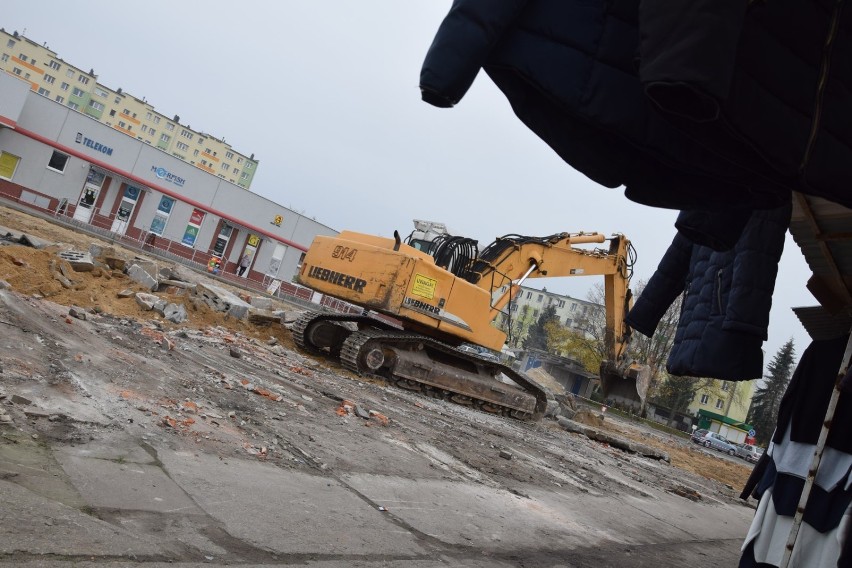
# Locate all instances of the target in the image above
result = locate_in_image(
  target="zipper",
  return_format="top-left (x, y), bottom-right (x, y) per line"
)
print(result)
top-left (716, 269), bottom-right (724, 313)
top-left (800, 0), bottom-right (844, 173)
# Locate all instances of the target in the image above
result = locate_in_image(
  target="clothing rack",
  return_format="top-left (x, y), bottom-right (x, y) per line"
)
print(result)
top-left (781, 193), bottom-right (852, 567)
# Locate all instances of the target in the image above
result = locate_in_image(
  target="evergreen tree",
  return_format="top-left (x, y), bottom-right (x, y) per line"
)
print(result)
top-left (747, 338), bottom-right (796, 446)
top-left (523, 305), bottom-right (558, 351)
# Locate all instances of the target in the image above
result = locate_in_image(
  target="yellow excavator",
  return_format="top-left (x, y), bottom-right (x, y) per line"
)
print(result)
top-left (293, 221), bottom-right (650, 421)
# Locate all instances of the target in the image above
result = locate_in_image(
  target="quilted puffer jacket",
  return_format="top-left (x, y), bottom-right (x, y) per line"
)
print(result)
top-left (625, 201), bottom-right (791, 380)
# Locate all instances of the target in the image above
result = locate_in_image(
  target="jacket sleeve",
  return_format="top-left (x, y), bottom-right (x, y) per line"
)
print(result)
top-left (626, 232), bottom-right (693, 337)
top-left (722, 200), bottom-right (792, 338)
top-left (420, 0), bottom-right (529, 108)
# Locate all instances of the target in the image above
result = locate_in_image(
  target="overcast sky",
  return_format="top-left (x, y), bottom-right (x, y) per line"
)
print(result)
top-left (5, 1), bottom-right (815, 369)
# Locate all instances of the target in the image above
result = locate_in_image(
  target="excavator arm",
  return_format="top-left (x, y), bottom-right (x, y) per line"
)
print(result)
top-left (461, 232), bottom-right (650, 404)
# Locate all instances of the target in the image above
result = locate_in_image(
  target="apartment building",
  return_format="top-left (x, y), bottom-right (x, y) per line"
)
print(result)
top-left (0, 29), bottom-right (258, 189)
top-left (495, 285), bottom-right (603, 347)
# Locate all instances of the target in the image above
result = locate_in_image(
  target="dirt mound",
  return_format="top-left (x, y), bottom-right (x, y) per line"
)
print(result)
top-left (0, 244), bottom-right (296, 349)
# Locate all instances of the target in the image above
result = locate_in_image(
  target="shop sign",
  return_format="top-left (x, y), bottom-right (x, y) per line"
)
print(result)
top-left (182, 208), bottom-right (206, 247)
top-left (151, 165), bottom-right (185, 187)
top-left (75, 132), bottom-right (114, 156)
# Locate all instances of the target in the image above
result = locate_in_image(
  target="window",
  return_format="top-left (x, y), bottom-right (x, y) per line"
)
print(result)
top-left (12, 67), bottom-right (21, 76)
top-left (54, 95), bottom-right (64, 104)
top-left (18, 54), bottom-right (27, 62)
top-left (141, 125), bottom-right (148, 133)
top-left (6, 39), bottom-right (14, 48)
top-left (60, 82), bottom-right (69, 91)
top-left (165, 123), bottom-right (175, 131)
top-left (565, 317), bottom-right (573, 326)
top-left (148, 128), bottom-right (156, 137)
top-left (236, 157), bottom-right (243, 164)
top-left (109, 109), bottom-right (116, 117)
top-left (67, 101), bottom-right (79, 110)
top-left (241, 172), bottom-right (249, 180)
top-left (44, 74), bottom-right (56, 84)
top-left (0, 54), bottom-right (7, 62)
top-left (146, 112), bottom-right (152, 120)
top-left (225, 151), bottom-right (234, 159)
top-left (700, 394), bottom-right (709, 405)
top-left (232, 169), bottom-right (239, 177)
top-left (715, 398), bottom-right (724, 409)
top-left (721, 381), bottom-right (730, 391)
top-left (153, 116), bottom-right (160, 124)
top-left (114, 97), bottom-right (120, 104)
top-left (533, 309), bottom-right (539, 318)
top-left (48, 60), bottom-right (60, 70)
top-left (193, 149), bottom-right (199, 157)
top-left (93, 87), bottom-right (108, 97)
top-left (180, 129), bottom-right (193, 139)
top-left (160, 133), bottom-right (171, 143)
top-left (149, 196), bottom-right (175, 235)
top-left (118, 121), bottom-right (126, 128)
top-left (176, 142), bottom-right (189, 151)
top-left (66, 68), bottom-right (75, 77)
top-left (0, 151), bottom-right (21, 180)
top-left (222, 164), bottom-right (229, 172)
top-left (88, 100), bottom-right (104, 112)
top-left (71, 87), bottom-right (85, 97)
top-left (47, 150), bottom-right (69, 173)
top-left (205, 148), bottom-right (212, 154)
top-left (122, 108), bottom-right (130, 115)
top-left (37, 87), bottom-right (50, 97)
top-left (246, 162), bottom-right (253, 170)
top-left (78, 74), bottom-right (90, 84)
top-left (24, 72), bottom-right (30, 80)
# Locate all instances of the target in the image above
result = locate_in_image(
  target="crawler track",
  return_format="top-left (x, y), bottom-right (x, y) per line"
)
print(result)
top-left (292, 311), bottom-right (548, 421)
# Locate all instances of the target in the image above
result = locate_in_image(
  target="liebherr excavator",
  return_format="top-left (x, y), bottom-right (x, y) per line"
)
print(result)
top-left (293, 221), bottom-right (650, 421)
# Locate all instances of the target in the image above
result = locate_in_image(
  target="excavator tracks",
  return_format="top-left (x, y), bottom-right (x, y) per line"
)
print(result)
top-left (292, 311), bottom-right (548, 421)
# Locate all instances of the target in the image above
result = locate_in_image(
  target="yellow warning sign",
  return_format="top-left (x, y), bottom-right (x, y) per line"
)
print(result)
top-left (411, 274), bottom-right (436, 300)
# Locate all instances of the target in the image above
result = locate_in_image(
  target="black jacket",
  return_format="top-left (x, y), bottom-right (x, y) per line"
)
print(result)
top-left (625, 201), bottom-right (791, 380)
top-left (420, 0), bottom-right (852, 217)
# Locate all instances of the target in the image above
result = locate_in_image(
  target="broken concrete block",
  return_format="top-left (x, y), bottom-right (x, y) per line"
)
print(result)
top-left (127, 264), bottom-right (158, 291)
top-left (10, 394), bottom-right (32, 406)
top-left (68, 306), bottom-right (87, 320)
top-left (152, 300), bottom-right (168, 316)
top-left (157, 279), bottom-right (196, 290)
top-left (57, 251), bottom-right (94, 272)
top-left (248, 308), bottom-right (279, 326)
top-left (117, 289), bottom-right (135, 298)
top-left (227, 304), bottom-right (250, 320)
top-left (164, 303), bottom-right (188, 324)
top-left (18, 233), bottom-right (48, 249)
top-left (135, 293), bottom-right (160, 311)
top-left (499, 450), bottom-right (513, 460)
top-left (276, 310), bottom-right (301, 324)
top-left (354, 405), bottom-right (370, 419)
top-left (229, 346), bottom-right (242, 358)
top-left (131, 258), bottom-right (159, 278)
top-left (249, 296), bottom-right (275, 310)
top-left (194, 283), bottom-right (252, 318)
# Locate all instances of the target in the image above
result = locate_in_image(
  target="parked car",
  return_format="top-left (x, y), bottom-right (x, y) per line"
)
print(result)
top-left (690, 428), bottom-right (709, 443)
top-left (695, 431), bottom-right (738, 455)
top-left (735, 443), bottom-right (764, 463)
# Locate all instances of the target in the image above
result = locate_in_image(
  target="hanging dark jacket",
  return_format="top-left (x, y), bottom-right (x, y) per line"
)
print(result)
top-left (625, 201), bottom-right (791, 380)
top-left (420, 0), bottom-right (852, 218)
